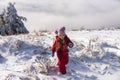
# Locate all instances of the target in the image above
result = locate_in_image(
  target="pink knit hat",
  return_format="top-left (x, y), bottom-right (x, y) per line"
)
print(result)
top-left (55, 26), bottom-right (66, 35)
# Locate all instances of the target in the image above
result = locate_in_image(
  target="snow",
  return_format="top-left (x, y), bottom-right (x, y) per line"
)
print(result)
top-left (0, 30), bottom-right (120, 80)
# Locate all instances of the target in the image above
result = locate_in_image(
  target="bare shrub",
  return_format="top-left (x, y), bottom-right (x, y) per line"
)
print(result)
top-left (34, 56), bottom-right (53, 74)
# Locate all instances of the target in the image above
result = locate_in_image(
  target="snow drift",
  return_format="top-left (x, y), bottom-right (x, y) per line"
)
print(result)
top-left (0, 30), bottom-right (120, 80)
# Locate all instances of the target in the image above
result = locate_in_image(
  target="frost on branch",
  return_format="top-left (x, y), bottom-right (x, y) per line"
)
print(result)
top-left (0, 2), bottom-right (29, 36)
top-left (34, 56), bottom-right (54, 74)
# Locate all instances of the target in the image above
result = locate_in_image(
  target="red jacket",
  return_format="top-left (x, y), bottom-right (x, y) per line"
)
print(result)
top-left (52, 35), bottom-right (74, 54)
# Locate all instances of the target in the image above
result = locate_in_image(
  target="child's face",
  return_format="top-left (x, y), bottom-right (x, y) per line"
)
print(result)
top-left (59, 34), bottom-right (65, 39)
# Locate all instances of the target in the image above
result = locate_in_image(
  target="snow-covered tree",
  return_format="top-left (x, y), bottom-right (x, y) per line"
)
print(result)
top-left (0, 2), bottom-right (29, 36)
top-left (0, 13), bottom-right (6, 35)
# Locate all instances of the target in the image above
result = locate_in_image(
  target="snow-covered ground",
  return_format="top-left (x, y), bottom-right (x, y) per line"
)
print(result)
top-left (0, 30), bottom-right (120, 80)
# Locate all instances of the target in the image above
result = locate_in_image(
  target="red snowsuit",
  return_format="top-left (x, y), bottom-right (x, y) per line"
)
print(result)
top-left (52, 35), bottom-right (74, 74)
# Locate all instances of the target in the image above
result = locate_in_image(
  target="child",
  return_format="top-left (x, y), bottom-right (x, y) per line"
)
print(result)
top-left (51, 26), bottom-right (74, 74)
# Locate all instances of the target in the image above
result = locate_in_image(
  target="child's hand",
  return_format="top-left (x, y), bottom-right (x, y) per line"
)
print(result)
top-left (52, 53), bottom-right (54, 57)
top-left (68, 42), bottom-right (73, 48)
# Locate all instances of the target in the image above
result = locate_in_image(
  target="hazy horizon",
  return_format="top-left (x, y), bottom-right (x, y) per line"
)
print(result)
top-left (0, 0), bottom-right (120, 32)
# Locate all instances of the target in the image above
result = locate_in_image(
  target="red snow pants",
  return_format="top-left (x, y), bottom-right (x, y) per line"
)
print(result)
top-left (57, 52), bottom-right (69, 74)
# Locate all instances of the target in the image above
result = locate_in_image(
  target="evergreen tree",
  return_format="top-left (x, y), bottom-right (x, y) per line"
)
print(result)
top-left (0, 2), bottom-right (29, 36)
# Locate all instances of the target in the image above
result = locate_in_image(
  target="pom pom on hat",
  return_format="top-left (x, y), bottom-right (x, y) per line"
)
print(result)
top-left (55, 30), bottom-right (58, 34)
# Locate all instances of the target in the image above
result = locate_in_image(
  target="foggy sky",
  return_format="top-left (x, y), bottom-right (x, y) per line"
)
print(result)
top-left (0, 0), bottom-right (120, 32)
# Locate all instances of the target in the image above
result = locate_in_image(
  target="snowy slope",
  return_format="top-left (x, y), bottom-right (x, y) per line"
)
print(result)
top-left (0, 30), bottom-right (120, 80)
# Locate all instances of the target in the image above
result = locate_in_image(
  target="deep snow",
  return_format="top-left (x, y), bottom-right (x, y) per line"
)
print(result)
top-left (0, 30), bottom-right (120, 80)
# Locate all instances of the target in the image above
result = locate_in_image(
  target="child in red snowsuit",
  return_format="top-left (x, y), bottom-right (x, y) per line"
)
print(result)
top-left (52, 27), bottom-right (74, 74)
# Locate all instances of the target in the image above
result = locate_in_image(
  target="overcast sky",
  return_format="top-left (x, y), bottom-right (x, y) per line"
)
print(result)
top-left (0, 0), bottom-right (120, 31)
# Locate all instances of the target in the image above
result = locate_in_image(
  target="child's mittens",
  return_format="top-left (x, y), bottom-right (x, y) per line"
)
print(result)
top-left (52, 53), bottom-right (54, 57)
top-left (68, 42), bottom-right (73, 48)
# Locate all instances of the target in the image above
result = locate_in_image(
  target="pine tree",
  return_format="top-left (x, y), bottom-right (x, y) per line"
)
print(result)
top-left (0, 2), bottom-right (29, 36)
